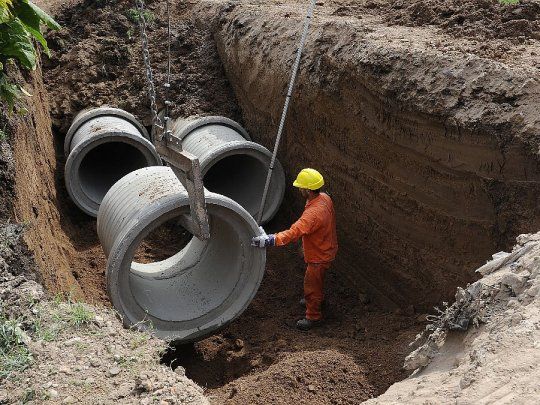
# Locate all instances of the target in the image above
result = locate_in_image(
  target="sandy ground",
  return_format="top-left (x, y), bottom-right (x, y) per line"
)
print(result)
top-left (366, 231), bottom-right (540, 404)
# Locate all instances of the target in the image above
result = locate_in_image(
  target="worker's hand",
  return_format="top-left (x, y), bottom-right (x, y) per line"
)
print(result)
top-left (251, 234), bottom-right (275, 248)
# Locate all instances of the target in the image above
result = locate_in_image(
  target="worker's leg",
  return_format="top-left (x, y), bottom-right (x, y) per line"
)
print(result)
top-left (304, 262), bottom-right (330, 321)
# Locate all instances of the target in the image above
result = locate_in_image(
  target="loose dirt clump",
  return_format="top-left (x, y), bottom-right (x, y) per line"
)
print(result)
top-left (376, 0), bottom-right (540, 42)
top-left (213, 350), bottom-right (375, 404)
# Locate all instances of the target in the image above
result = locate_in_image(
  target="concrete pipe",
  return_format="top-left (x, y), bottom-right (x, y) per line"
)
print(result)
top-left (97, 166), bottom-right (266, 342)
top-left (172, 116), bottom-right (285, 224)
top-left (64, 107), bottom-right (162, 217)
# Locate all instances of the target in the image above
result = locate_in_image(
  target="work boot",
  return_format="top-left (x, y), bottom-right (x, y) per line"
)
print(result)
top-left (296, 318), bottom-right (322, 331)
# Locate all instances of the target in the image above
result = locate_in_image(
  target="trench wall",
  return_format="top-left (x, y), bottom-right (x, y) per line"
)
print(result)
top-left (10, 63), bottom-right (107, 302)
top-left (210, 5), bottom-right (540, 309)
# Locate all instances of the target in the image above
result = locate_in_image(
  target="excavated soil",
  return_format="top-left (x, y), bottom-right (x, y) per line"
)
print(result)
top-left (209, 0), bottom-right (540, 310)
top-left (367, 0), bottom-right (540, 41)
top-left (7, 0), bottom-right (540, 403)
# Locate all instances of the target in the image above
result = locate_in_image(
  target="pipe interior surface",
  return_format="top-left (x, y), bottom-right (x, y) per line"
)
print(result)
top-left (204, 153), bottom-right (268, 216)
top-left (65, 108), bottom-right (161, 217)
top-left (129, 208), bottom-right (245, 321)
top-left (79, 141), bottom-right (149, 204)
top-left (175, 117), bottom-right (285, 224)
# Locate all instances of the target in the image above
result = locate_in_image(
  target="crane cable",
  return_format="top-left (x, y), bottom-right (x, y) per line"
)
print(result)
top-left (135, 0), bottom-right (173, 141)
top-left (256, 0), bottom-right (317, 225)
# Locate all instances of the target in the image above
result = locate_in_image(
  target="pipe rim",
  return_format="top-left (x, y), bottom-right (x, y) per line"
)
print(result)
top-left (106, 192), bottom-right (265, 343)
top-left (64, 107), bottom-right (150, 156)
top-left (65, 129), bottom-right (161, 216)
top-left (173, 116), bottom-right (251, 142)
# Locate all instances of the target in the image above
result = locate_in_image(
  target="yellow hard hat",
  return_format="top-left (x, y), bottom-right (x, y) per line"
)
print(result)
top-left (293, 168), bottom-right (324, 190)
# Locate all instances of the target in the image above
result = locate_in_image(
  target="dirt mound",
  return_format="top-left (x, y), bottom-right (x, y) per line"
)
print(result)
top-left (163, 240), bottom-right (423, 400)
top-left (211, 350), bottom-right (375, 404)
top-left (377, 0), bottom-right (540, 41)
top-left (366, 231), bottom-right (540, 404)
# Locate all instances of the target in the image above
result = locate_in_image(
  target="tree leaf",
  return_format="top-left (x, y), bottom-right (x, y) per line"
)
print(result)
top-left (0, 7), bottom-right (12, 24)
top-left (0, 72), bottom-right (21, 113)
top-left (12, 2), bottom-right (49, 55)
top-left (19, 0), bottom-right (60, 30)
top-left (0, 0), bottom-right (14, 23)
top-left (0, 19), bottom-right (36, 70)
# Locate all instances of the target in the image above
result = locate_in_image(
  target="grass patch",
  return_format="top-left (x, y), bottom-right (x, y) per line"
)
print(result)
top-left (126, 8), bottom-right (155, 24)
top-left (66, 302), bottom-right (95, 328)
top-left (33, 317), bottom-right (58, 342)
top-left (499, 0), bottom-right (519, 4)
top-left (0, 318), bottom-right (33, 380)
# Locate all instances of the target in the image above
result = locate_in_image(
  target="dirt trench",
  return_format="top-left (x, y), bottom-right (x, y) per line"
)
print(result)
top-left (7, 0), bottom-right (540, 403)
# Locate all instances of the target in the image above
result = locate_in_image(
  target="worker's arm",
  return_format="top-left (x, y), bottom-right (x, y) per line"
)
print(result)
top-left (251, 208), bottom-right (317, 248)
top-left (274, 211), bottom-right (316, 246)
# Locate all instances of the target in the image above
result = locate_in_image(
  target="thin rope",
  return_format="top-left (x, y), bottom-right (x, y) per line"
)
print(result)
top-left (256, 0), bottom-right (317, 224)
top-left (163, 0), bottom-right (172, 137)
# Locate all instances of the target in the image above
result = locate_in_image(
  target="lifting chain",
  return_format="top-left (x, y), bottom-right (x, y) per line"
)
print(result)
top-left (135, 0), bottom-right (172, 141)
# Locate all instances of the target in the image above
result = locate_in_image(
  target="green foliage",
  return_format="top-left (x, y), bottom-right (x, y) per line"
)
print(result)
top-left (0, 317), bottom-right (33, 379)
top-left (66, 302), bottom-right (95, 328)
top-left (33, 316), bottom-right (58, 342)
top-left (126, 7), bottom-right (154, 25)
top-left (21, 388), bottom-right (36, 403)
top-left (0, 0), bottom-right (59, 113)
top-left (499, 0), bottom-right (519, 4)
top-left (0, 64), bottom-right (21, 112)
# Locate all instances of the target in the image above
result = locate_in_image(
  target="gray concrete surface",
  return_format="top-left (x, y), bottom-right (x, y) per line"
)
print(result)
top-left (64, 107), bottom-right (162, 216)
top-left (97, 166), bottom-right (266, 342)
top-left (173, 116), bottom-right (285, 224)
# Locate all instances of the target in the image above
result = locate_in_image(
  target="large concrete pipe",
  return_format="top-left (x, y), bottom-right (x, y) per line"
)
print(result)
top-left (64, 107), bottom-right (162, 216)
top-left (172, 116), bottom-right (285, 224)
top-left (97, 166), bottom-right (266, 342)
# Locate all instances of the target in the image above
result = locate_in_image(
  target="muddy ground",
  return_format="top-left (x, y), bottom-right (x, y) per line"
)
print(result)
top-left (3, 0), bottom-right (540, 403)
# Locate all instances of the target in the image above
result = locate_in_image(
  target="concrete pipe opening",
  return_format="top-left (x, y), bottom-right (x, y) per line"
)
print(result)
top-left (173, 116), bottom-right (285, 224)
top-left (64, 107), bottom-right (162, 217)
top-left (97, 166), bottom-right (266, 343)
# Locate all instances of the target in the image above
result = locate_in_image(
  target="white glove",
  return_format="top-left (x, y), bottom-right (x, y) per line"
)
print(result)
top-left (251, 227), bottom-right (275, 248)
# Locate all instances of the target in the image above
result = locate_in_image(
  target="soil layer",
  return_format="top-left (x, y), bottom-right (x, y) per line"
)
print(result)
top-left (209, 0), bottom-right (540, 309)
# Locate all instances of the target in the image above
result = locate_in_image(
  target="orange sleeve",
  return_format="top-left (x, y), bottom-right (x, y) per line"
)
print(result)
top-left (274, 209), bottom-right (317, 246)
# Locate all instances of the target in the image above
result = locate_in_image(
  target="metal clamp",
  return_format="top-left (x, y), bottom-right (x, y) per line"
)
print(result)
top-left (154, 131), bottom-right (210, 240)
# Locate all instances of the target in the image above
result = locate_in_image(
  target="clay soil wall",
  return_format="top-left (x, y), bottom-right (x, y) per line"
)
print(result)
top-left (210, 4), bottom-right (540, 309)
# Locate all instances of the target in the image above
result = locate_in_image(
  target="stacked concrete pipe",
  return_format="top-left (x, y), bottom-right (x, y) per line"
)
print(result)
top-left (172, 116), bottom-right (285, 224)
top-left (97, 166), bottom-right (266, 342)
top-left (64, 107), bottom-right (161, 216)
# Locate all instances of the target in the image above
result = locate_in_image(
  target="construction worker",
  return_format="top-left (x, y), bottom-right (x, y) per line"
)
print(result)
top-left (252, 168), bottom-right (338, 330)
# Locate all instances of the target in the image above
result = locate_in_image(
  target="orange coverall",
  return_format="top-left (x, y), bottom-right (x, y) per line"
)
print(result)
top-left (275, 193), bottom-right (338, 320)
